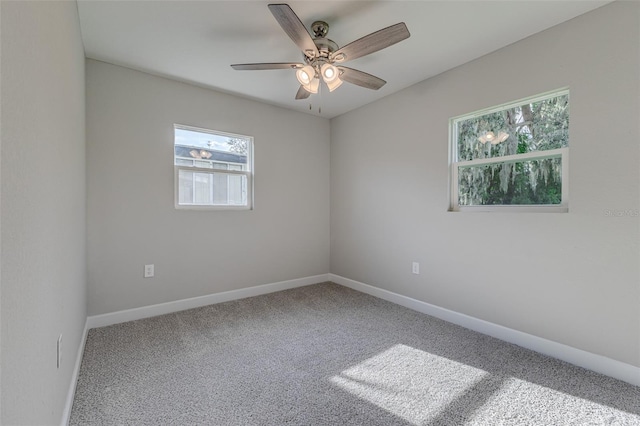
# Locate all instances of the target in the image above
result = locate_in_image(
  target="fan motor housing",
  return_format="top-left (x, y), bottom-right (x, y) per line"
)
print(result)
top-left (303, 37), bottom-right (338, 66)
top-left (314, 38), bottom-right (338, 56)
top-left (304, 20), bottom-right (338, 63)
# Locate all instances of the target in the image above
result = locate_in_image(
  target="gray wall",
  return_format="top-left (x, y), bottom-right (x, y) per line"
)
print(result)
top-left (86, 60), bottom-right (330, 315)
top-left (1, 1), bottom-right (87, 424)
top-left (330, 1), bottom-right (639, 367)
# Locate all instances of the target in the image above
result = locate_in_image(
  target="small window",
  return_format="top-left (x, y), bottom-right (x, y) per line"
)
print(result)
top-left (174, 125), bottom-right (253, 209)
top-left (450, 89), bottom-right (569, 212)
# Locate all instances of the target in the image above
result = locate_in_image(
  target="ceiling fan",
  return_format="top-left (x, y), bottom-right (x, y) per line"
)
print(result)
top-left (231, 3), bottom-right (410, 99)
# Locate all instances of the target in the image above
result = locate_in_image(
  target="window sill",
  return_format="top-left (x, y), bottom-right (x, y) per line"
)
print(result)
top-left (175, 204), bottom-right (252, 211)
top-left (449, 205), bottom-right (568, 213)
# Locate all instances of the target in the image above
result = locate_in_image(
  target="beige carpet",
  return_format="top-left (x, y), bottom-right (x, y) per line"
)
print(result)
top-left (70, 282), bottom-right (640, 425)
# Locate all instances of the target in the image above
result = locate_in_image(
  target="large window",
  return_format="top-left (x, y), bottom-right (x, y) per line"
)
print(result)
top-left (450, 89), bottom-right (569, 212)
top-left (174, 125), bottom-right (253, 209)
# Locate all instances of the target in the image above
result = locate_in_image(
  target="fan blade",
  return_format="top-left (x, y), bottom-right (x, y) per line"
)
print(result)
top-left (338, 67), bottom-right (386, 90)
top-left (295, 85), bottom-right (311, 100)
top-left (268, 4), bottom-right (319, 58)
top-left (231, 63), bottom-right (303, 71)
top-left (331, 23), bottom-right (410, 63)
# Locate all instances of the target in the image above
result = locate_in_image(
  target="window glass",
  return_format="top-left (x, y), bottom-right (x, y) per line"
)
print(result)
top-left (457, 94), bottom-right (569, 162)
top-left (174, 125), bottom-right (252, 209)
top-left (451, 90), bottom-right (569, 211)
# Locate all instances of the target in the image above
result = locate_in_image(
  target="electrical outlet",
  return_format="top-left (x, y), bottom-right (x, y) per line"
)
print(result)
top-left (57, 334), bottom-right (62, 369)
top-left (412, 262), bottom-right (420, 275)
top-left (144, 264), bottom-right (154, 278)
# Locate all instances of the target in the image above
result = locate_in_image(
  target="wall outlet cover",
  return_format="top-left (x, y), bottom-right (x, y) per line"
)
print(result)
top-left (144, 264), bottom-right (154, 278)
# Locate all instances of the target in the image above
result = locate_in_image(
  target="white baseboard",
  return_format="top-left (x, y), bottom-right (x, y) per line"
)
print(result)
top-left (329, 273), bottom-right (640, 387)
top-left (86, 274), bottom-right (330, 329)
top-left (61, 318), bottom-right (90, 426)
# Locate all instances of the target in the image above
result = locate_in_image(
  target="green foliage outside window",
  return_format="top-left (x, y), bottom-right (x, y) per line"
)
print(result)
top-left (455, 92), bottom-right (569, 206)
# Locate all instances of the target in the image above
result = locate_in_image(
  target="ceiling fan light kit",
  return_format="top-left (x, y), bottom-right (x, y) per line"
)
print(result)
top-left (306, 77), bottom-right (320, 94)
top-left (321, 62), bottom-right (343, 92)
top-left (321, 63), bottom-right (337, 81)
top-left (231, 3), bottom-right (410, 100)
top-left (296, 65), bottom-right (315, 85)
top-left (325, 75), bottom-right (343, 92)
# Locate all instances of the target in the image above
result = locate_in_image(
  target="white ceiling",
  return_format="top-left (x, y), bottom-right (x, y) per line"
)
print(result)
top-left (77, 1), bottom-right (610, 119)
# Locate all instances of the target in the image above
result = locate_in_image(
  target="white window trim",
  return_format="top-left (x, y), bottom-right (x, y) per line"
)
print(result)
top-left (174, 124), bottom-right (254, 210)
top-left (449, 89), bottom-right (569, 213)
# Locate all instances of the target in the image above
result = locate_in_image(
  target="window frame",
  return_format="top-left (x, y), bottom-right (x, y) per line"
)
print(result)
top-left (448, 89), bottom-right (569, 213)
top-left (174, 124), bottom-right (254, 211)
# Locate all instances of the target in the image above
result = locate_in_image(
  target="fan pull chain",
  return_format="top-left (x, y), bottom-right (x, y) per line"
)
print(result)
top-left (318, 81), bottom-right (323, 115)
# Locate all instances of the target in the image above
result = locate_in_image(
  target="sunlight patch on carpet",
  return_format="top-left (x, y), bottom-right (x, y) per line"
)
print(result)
top-left (471, 376), bottom-right (640, 425)
top-left (330, 344), bottom-right (489, 425)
